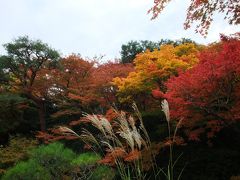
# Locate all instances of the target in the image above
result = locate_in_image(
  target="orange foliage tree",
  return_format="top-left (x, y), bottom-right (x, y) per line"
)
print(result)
top-left (51, 55), bottom-right (133, 119)
top-left (36, 59), bottom-right (133, 143)
top-left (90, 62), bottom-right (134, 107)
top-left (50, 54), bottom-right (95, 119)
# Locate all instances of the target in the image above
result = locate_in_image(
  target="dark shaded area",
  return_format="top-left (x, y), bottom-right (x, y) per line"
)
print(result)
top-left (124, 111), bottom-right (240, 180)
top-left (0, 93), bottom-right (38, 144)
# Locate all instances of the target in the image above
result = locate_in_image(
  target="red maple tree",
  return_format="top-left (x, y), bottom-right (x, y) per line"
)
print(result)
top-left (164, 34), bottom-right (240, 140)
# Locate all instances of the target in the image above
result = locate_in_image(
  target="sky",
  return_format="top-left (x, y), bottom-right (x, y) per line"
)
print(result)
top-left (0, 0), bottom-right (239, 61)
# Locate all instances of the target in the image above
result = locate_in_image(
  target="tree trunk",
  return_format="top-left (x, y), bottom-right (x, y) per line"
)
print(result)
top-left (38, 101), bottom-right (46, 132)
top-left (24, 91), bottom-right (46, 132)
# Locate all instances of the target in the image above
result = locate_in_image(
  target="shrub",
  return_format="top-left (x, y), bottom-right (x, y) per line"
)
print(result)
top-left (90, 165), bottom-right (115, 180)
top-left (2, 160), bottom-right (51, 180)
top-left (2, 142), bottom-right (112, 179)
top-left (0, 136), bottom-right (37, 176)
top-left (70, 152), bottom-right (115, 180)
top-left (71, 152), bottom-right (101, 166)
top-left (30, 142), bottom-right (76, 178)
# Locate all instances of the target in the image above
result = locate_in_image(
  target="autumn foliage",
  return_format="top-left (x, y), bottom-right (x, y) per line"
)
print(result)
top-left (149, 0), bottom-right (240, 36)
top-left (164, 35), bottom-right (240, 140)
top-left (90, 62), bottom-right (134, 107)
top-left (36, 34), bottom-right (240, 145)
top-left (2, 34), bottom-right (240, 179)
top-left (59, 56), bottom-right (133, 106)
top-left (113, 43), bottom-right (201, 107)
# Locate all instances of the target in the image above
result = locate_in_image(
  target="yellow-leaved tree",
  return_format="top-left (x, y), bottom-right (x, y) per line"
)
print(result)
top-left (113, 43), bottom-right (202, 109)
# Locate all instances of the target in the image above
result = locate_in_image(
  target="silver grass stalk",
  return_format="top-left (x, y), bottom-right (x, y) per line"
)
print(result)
top-left (101, 141), bottom-right (114, 151)
top-left (83, 113), bottom-right (105, 135)
top-left (132, 103), bottom-right (151, 148)
top-left (118, 128), bottom-right (135, 151)
top-left (80, 128), bottom-right (99, 146)
top-left (100, 117), bottom-right (113, 135)
top-left (161, 99), bottom-right (170, 122)
top-left (58, 126), bottom-right (80, 137)
top-left (132, 129), bottom-right (143, 149)
top-left (128, 116), bottom-right (136, 131)
top-left (118, 111), bottom-right (130, 130)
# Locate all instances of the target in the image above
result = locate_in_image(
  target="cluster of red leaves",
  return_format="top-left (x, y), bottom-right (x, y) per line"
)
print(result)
top-left (164, 136), bottom-right (186, 146)
top-left (51, 109), bottom-right (82, 119)
top-left (99, 148), bottom-right (141, 166)
top-left (98, 136), bottom-right (164, 169)
top-left (105, 108), bottom-right (119, 122)
top-left (89, 62), bottom-right (134, 107)
top-left (36, 127), bottom-right (79, 144)
top-left (152, 88), bottom-right (165, 99)
top-left (124, 149), bottom-right (141, 162)
top-left (164, 35), bottom-right (240, 140)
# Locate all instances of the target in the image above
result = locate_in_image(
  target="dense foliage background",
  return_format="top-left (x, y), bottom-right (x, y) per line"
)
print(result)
top-left (1, 0), bottom-right (239, 179)
top-left (0, 33), bottom-right (240, 180)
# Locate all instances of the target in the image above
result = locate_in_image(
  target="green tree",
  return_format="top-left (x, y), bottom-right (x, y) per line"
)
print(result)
top-left (0, 58), bottom-right (9, 91)
top-left (0, 36), bottom-right (60, 131)
top-left (0, 93), bottom-right (38, 136)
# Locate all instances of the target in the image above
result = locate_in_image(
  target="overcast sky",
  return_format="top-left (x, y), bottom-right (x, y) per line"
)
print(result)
top-left (0, 0), bottom-right (239, 61)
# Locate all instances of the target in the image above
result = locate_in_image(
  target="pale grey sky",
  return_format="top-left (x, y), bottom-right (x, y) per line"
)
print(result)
top-left (0, 0), bottom-right (239, 61)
